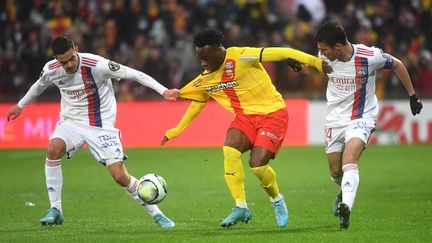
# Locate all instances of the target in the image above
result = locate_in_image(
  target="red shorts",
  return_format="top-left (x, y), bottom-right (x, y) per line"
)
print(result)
top-left (229, 108), bottom-right (288, 154)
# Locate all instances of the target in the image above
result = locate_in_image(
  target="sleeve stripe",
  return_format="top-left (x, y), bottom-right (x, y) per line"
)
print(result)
top-left (259, 48), bottom-right (265, 62)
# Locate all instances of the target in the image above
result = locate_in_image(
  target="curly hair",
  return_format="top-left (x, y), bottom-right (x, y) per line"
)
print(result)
top-left (193, 28), bottom-right (224, 48)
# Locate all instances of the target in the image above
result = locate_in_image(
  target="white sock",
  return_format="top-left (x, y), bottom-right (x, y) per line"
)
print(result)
top-left (236, 202), bottom-right (248, 209)
top-left (124, 176), bottom-right (141, 202)
top-left (45, 158), bottom-right (63, 212)
top-left (341, 163), bottom-right (359, 210)
top-left (124, 176), bottom-right (162, 217)
top-left (270, 193), bottom-right (283, 203)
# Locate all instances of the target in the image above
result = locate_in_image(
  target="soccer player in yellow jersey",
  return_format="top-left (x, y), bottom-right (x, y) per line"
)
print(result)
top-left (161, 28), bottom-right (332, 228)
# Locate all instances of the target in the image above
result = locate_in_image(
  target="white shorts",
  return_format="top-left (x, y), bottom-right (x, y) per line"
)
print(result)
top-left (325, 118), bottom-right (376, 153)
top-left (50, 120), bottom-right (125, 166)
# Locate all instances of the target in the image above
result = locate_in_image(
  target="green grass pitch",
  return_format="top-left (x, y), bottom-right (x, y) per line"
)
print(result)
top-left (1, 145), bottom-right (431, 242)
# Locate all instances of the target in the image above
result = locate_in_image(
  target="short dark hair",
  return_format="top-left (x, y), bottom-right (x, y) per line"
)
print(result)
top-left (315, 20), bottom-right (348, 47)
top-left (51, 35), bottom-right (75, 56)
top-left (193, 28), bottom-right (224, 48)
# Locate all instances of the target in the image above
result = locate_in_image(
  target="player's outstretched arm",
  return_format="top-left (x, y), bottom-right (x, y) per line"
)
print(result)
top-left (392, 57), bottom-right (423, 115)
top-left (261, 47), bottom-right (332, 73)
top-left (161, 100), bottom-right (207, 145)
top-left (7, 77), bottom-right (49, 121)
top-left (6, 104), bottom-right (23, 122)
top-left (115, 64), bottom-right (170, 96)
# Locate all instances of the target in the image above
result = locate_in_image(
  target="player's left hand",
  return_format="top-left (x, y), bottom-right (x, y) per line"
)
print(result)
top-left (160, 136), bottom-right (169, 145)
top-left (284, 58), bottom-right (302, 72)
top-left (163, 89), bottom-right (179, 101)
top-left (322, 60), bottom-right (333, 73)
top-left (409, 94), bottom-right (422, 115)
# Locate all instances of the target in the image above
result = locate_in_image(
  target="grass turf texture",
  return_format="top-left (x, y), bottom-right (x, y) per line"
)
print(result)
top-left (1, 145), bottom-right (431, 242)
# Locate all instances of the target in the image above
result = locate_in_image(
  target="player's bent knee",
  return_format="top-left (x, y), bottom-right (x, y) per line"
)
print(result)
top-left (46, 140), bottom-right (66, 160)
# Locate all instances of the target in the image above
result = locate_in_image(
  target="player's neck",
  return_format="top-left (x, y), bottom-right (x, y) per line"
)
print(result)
top-left (340, 43), bottom-right (354, 62)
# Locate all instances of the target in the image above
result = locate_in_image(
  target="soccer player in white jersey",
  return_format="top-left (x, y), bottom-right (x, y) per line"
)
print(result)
top-left (315, 21), bottom-right (423, 229)
top-left (6, 36), bottom-right (179, 228)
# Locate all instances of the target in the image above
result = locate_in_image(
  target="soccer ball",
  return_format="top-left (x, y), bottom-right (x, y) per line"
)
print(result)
top-left (137, 173), bottom-right (167, 204)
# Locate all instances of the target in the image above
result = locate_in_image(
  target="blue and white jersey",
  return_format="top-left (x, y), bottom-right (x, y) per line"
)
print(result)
top-left (319, 44), bottom-right (393, 127)
top-left (18, 52), bottom-right (167, 128)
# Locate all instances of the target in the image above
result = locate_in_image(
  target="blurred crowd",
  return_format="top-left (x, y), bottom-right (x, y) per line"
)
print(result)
top-left (1, 0), bottom-right (431, 102)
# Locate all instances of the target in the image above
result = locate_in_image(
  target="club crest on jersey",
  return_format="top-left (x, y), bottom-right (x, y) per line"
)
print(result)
top-left (108, 61), bottom-right (120, 72)
top-left (225, 61), bottom-right (234, 69)
top-left (356, 66), bottom-right (368, 77)
top-left (83, 78), bottom-right (95, 85)
top-left (222, 59), bottom-right (236, 82)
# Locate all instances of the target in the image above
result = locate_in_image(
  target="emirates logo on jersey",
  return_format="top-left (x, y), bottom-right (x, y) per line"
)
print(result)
top-left (63, 87), bottom-right (96, 100)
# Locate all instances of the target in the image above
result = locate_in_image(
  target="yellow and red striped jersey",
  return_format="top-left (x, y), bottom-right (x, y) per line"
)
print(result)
top-left (179, 46), bottom-right (323, 115)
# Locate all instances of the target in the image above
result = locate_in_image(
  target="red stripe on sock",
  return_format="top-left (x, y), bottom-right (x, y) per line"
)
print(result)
top-left (342, 163), bottom-right (358, 172)
top-left (45, 162), bottom-right (61, 167)
top-left (45, 159), bottom-right (61, 167)
top-left (127, 180), bottom-right (138, 193)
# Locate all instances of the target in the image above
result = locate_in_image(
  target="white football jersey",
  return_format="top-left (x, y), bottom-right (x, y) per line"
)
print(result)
top-left (319, 44), bottom-right (394, 127)
top-left (19, 52), bottom-right (166, 128)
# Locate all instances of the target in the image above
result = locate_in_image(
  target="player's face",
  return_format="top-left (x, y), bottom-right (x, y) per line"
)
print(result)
top-left (196, 45), bottom-right (225, 72)
top-left (317, 42), bottom-right (341, 61)
top-left (56, 47), bottom-right (79, 74)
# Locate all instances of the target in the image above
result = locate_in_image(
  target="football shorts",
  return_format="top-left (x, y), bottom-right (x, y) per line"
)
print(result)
top-left (325, 117), bottom-right (376, 153)
top-left (229, 108), bottom-right (288, 154)
top-left (49, 120), bottom-right (125, 165)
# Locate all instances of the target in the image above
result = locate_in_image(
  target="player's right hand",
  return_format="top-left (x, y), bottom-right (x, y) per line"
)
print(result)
top-left (6, 104), bottom-right (22, 122)
top-left (160, 135), bottom-right (169, 145)
top-left (163, 89), bottom-right (179, 101)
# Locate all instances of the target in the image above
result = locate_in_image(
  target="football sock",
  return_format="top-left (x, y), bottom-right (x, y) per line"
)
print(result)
top-left (270, 193), bottom-right (283, 203)
top-left (123, 176), bottom-right (162, 216)
top-left (124, 176), bottom-right (141, 201)
top-left (143, 204), bottom-right (162, 217)
top-left (251, 165), bottom-right (280, 200)
top-left (45, 158), bottom-right (63, 212)
top-left (341, 163), bottom-right (359, 210)
top-left (223, 146), bottom-right (247, 208)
